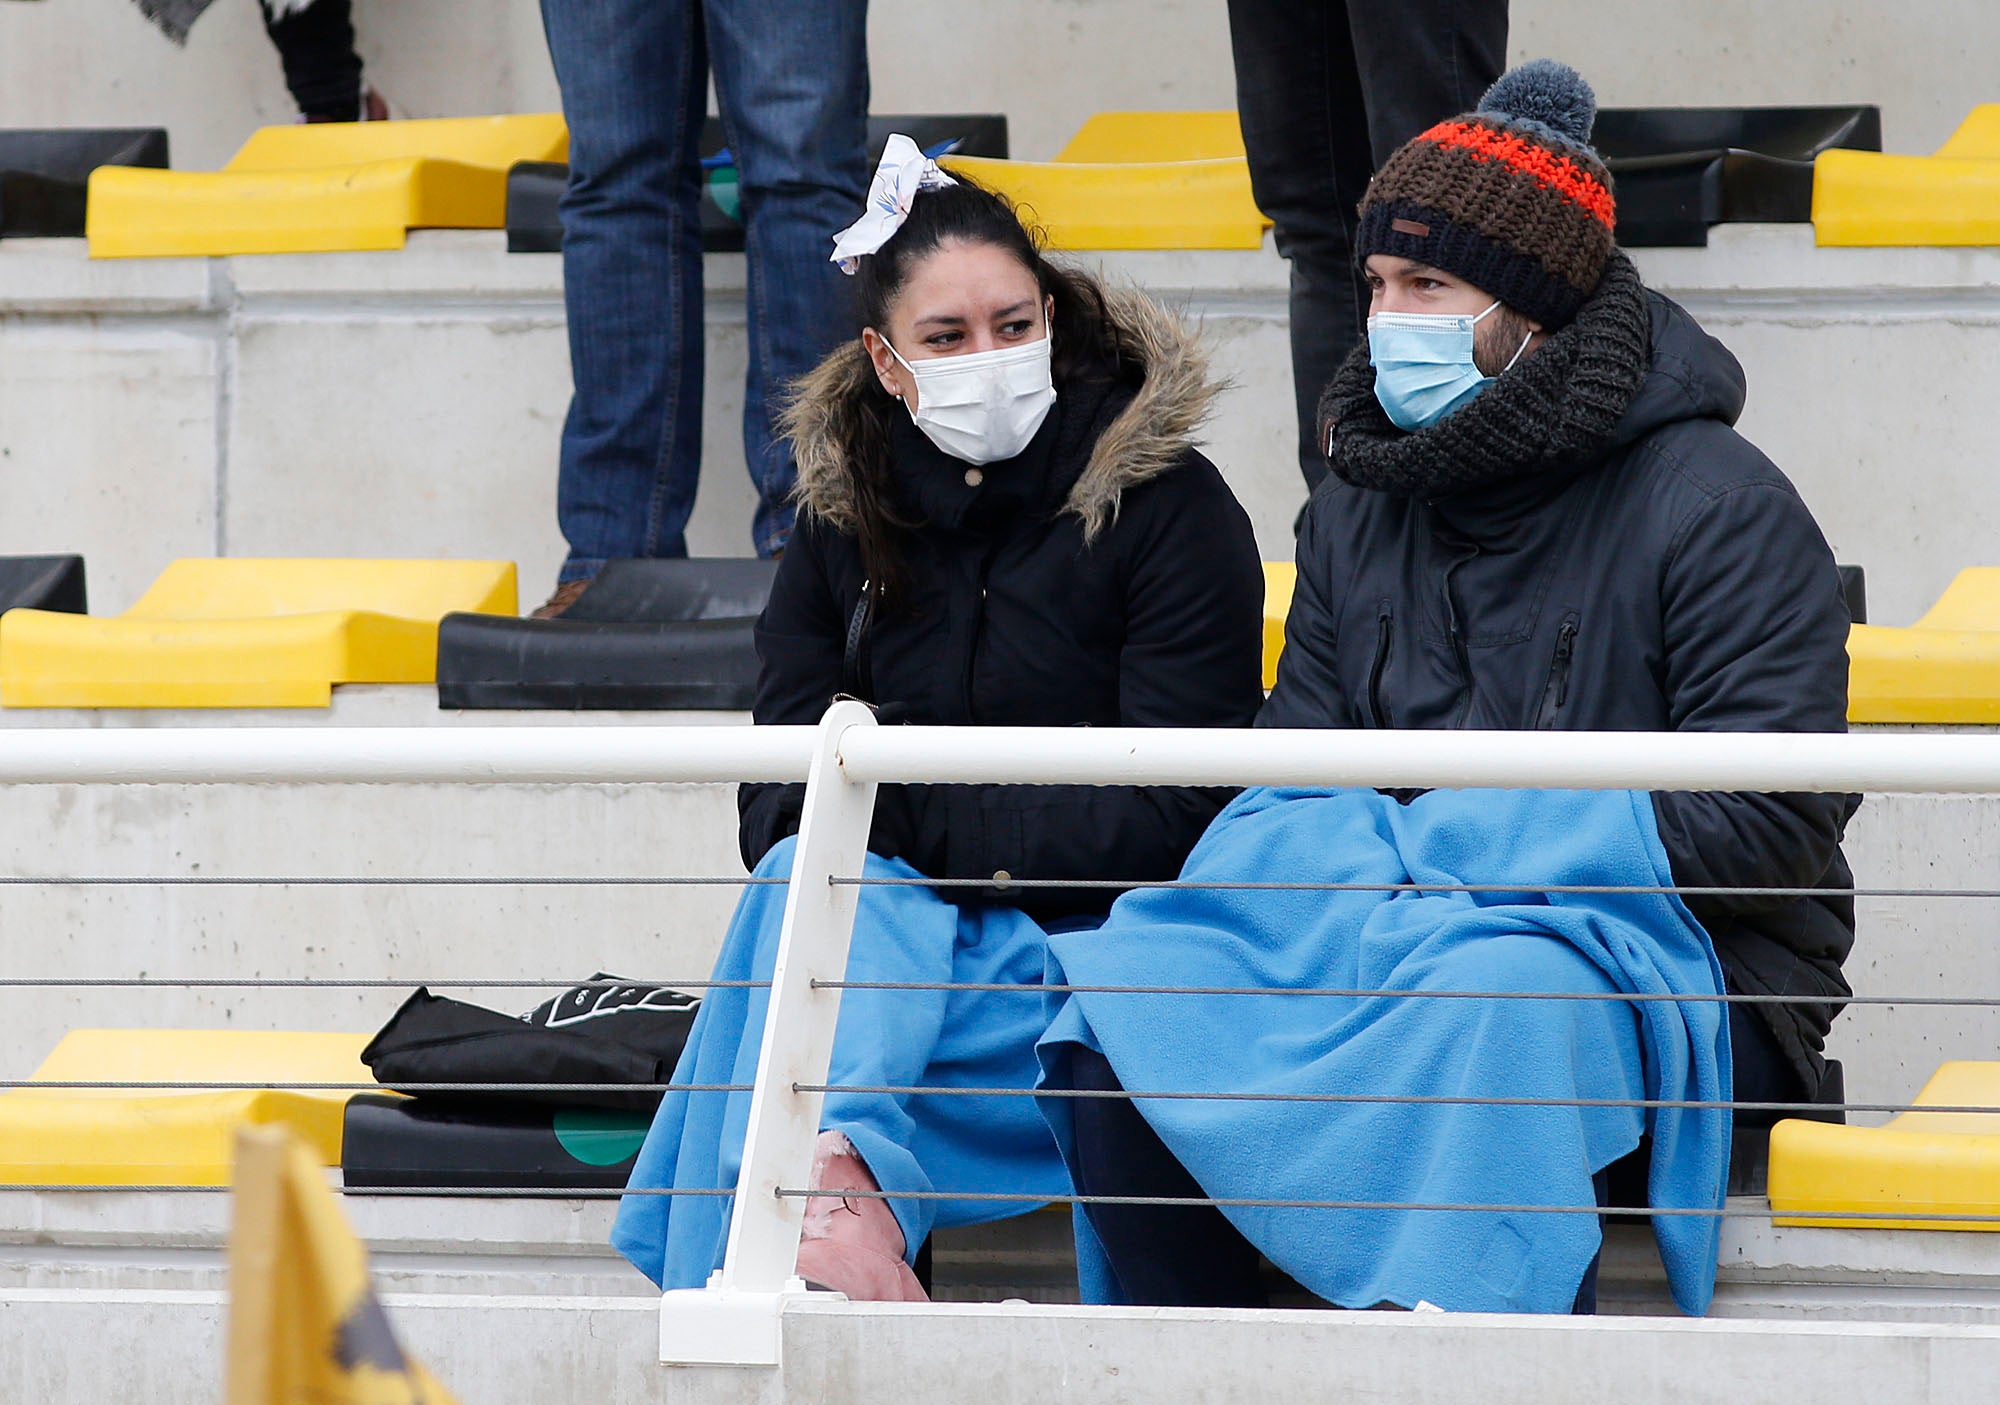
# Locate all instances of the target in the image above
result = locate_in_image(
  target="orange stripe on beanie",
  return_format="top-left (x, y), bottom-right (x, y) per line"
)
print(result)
top-left (1423, 120), bottom-right (1616, 228)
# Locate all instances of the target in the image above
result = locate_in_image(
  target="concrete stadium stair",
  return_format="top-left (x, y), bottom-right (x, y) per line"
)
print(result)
top-left (3, 227), bottom-right (1998, 627)
top-left (0, 691), bottom-right (1994, 1128)
top-left (6, 1185), bottom-right (2000, 1405)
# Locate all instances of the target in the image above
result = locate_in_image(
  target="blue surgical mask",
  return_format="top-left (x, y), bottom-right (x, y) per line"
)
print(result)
top-left (1366, 301), bottom-right (1531, 432)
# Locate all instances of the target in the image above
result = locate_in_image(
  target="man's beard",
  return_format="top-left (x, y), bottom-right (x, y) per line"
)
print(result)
top-left (1472, 304), bottom-right (1535, 377)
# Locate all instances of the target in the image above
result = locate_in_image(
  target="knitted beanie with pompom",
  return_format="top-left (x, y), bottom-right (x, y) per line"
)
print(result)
top-left (1355, 59), bottom-right (1616, 329)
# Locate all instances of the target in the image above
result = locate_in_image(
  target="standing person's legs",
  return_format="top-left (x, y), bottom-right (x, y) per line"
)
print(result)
top-left (704, 0), bottom-right (869, 556)
top-left (1229, 1), bottom-right (1508, 500)
top-left (1227, 0), bottom-right (1377, 498)
top-left (541, 0), bottom-right (707, 582)
top-left (260, 0), bottom-right (364, 122)
top-left (1345, 0), bottom-right (1509, 167)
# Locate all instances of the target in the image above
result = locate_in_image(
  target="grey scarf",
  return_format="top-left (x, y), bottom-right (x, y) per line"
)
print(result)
top-left (1320, 249), bottom-right (1652, 500)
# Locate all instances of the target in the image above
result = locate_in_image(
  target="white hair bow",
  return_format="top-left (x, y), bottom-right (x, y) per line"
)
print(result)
top-left (829, 133), bottom-right (959, 275)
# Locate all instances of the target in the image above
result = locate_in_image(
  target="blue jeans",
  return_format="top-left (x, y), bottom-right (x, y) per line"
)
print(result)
top-left (540, 0), bottom-right (869, 572)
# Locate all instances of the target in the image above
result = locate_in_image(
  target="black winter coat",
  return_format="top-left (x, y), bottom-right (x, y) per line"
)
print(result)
top-left (1262, 290), bottom-right (1856, 1090)
top-left (740, 289), bottom-right (1267, 921)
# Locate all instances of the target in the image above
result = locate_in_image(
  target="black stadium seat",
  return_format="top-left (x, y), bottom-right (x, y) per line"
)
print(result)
top-left (507, 114), bottom-right (1010, 254)
top-left (0, 129), bottom-right (168, 239)
top-left (434, 557), bottom-right (777, 711)
top-left (341, 1093), bottom-right (646, 1191)
top-left (1595, 106), bottom-right (1881, 246)
top-left (0, 554), bottom-right (87, 615)
top-left (1839, 565), bottom-right (1867, 625)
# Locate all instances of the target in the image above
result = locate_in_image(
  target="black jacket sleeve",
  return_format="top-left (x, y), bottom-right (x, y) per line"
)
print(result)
top-left (1649, 479), bottom-right (1856, 926)
top-left (927, 459), bottom-right (1268, 915)
top-left (1256, 491), bottom-right (1358, 730)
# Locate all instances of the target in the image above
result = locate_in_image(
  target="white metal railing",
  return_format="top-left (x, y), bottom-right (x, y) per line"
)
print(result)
top-left (8, 704), bottom-right (2000, 1364)
top-left (8, 717), bottom-right (2000, 790)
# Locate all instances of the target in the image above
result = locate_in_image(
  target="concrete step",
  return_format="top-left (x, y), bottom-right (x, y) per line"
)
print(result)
top-left (7, 1266), bottom-right (2000, 1405)
top-left (6, 228), bottom-right (2000, 626)
top-left (0, 689), bottom-right (1994, 1118)
top-left (5, 1185), bottom-right (1996, 1320)
top-left (0, 690), bottom-right (752, 1078)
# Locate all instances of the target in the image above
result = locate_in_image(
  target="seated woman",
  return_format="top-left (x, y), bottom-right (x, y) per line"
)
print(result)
top-left (611, 138), bottom-right (1266, 1300)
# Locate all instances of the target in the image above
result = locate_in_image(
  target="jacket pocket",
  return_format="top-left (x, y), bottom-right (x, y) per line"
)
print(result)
top-left (1535, 612), bottom-right (1580, 729)
top-left (1366, 601), bottom-right (1395, 730)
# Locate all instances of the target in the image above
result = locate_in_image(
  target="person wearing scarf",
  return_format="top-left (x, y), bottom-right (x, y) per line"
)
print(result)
top-left (1064, 59), bottom-right (1857, 1312)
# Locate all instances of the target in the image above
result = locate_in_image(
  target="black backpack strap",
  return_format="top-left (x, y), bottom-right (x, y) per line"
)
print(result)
top-left (841, 580), bottom-right (875, 702)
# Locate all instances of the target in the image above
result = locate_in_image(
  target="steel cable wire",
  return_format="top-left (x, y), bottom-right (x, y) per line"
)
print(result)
top-left (0, 977), bottom-right (1989, 1007)
top-left (4, 872), bottom-right (2000, 899)
top-left (11, 1181), bottom-right (1997, 1225)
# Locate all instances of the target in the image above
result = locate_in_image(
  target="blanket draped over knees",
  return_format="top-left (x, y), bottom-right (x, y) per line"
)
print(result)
top-left (612, 836), bottom-right (1072, 1289)
top-left (1037, 786), bottom-right (1731, 1316)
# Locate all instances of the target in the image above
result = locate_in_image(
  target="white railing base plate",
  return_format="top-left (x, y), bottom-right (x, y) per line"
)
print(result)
top-left (660, 1276), bottom-right (842, 1367)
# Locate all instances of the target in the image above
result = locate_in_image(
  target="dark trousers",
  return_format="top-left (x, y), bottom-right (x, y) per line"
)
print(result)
top-left (1068, 1003), bottom-right (1806, 1311)
top-left (1226, 0), bottom-right (1509, 494)
top-left (261, 0), bottom-right (363, 122)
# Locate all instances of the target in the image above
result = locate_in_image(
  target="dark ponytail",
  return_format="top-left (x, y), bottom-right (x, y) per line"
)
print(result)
top-left (843, 175), bottom-right (1130, 606)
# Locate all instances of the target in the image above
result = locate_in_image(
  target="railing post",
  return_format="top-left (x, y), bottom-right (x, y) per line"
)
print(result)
top-left (660, 700), bottom-right (879, 1368)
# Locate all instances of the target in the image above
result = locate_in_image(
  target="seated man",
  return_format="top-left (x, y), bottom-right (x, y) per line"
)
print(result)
top-left (1051, 59), bottom-right (1855, 1314)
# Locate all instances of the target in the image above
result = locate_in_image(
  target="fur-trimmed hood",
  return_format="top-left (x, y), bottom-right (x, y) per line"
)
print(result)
top-left (781, 283), bottom-right (1221, 542)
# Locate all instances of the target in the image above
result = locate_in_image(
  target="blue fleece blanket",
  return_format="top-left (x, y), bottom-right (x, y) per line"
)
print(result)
top-left (1038, 786), bottom-right (1730, 1316)
top-left (612, 838), bottom-right (1071, 1289)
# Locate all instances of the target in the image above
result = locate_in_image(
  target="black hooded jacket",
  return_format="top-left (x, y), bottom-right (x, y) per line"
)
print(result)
top-left (740, 287), bottom-right (1267, 921)
top-left (1262, 285), bottom-right (1856, 1090)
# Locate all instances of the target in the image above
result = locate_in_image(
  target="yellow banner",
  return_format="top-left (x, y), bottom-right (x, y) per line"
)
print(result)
top-left (226, 1124), bottom-right (459, 1405)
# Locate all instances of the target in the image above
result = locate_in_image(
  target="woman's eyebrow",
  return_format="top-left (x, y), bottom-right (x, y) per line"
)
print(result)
top-left (912, 312), bottom-right (968, 329)
top-left (990, 300), bottom-right (1034, 319)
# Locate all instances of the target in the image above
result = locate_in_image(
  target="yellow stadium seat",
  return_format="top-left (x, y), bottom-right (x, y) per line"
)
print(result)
top-left (943, 153), bottom-right (1266, 251)
top-left (1814, 105), bottom-right (2000, 246)
top-left (1768, 1061), bottom-right (2000, 1231)
top-left (1262, 560), bottom-right (1295, 690)
top-left (221, 114), bottom-right (570, 174)
top-left (0, 557), bottom-right (517, 707)
top-left (1054, 111), bottom-right (1248, 164)
top-left (1847, 568), bottom-right (2000, 723)
top-left (86, 113), bottom-right (567, 258)
top-left (946, 111), bottom-right (1268, 251)
top-left (0, 1029), bottom-right (377, 1186)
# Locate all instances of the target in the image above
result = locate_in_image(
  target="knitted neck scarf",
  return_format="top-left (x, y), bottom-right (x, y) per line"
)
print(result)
top-left (1322, 249), bottom-right (1652, 500)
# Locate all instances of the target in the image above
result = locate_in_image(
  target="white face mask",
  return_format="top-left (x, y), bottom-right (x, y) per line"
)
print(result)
top-left (888, 333), bottom-right (1058, 466)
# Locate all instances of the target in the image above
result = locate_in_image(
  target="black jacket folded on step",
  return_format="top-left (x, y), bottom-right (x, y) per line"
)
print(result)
top-left (361, 977), bottom-right (699, 1112)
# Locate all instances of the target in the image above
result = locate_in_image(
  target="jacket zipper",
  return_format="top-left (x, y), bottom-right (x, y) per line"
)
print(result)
top-left (963, 544), bottom-right (1003, 722)
top-left (1535, 614), bottom-right (1580, 729)
top-left (1441, 551), bottom-right (1479, 727)
top-left (1366, 602), bottom-right (1394, 729)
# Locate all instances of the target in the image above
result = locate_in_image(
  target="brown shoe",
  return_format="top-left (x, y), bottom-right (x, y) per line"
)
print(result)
top-left (531, 579), bottom-right (590, 619)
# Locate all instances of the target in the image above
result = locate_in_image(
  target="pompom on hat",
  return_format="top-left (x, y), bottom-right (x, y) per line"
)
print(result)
top-left (1355, 59), bottom-right (1616, 329)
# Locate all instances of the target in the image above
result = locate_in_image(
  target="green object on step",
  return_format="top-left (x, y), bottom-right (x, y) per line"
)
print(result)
top-left (553, 1106), bottom-right (651, 1166)
top-left (707, 165), bottom-right (741, 222)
